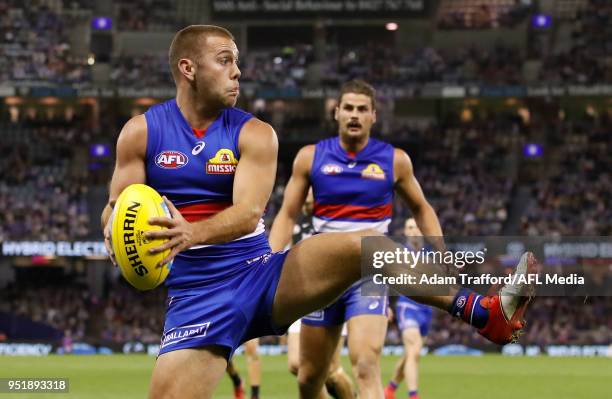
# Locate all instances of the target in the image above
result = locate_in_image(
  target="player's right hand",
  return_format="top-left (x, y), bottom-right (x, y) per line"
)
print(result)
top-left (103, 219), bottom-right (118, 267)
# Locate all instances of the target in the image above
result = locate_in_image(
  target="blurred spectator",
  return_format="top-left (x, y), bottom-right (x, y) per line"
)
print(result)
top-left (0, 0), bottom-right (91, 85)
top-left (539, 0), bottom-right (612, 84)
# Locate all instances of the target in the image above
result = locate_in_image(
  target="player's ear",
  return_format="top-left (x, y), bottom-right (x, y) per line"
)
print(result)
top-left (178, 58), bottom-right (196, 81)
top-left (372, 109), bottom-right (377, 124)
top-left (334, 106), bottom-right (339, 121)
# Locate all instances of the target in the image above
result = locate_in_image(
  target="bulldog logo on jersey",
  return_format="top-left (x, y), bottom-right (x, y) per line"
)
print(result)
top-left (361, 163), bottom-right (386, 180)
top-left (206, 149), bottom-right (238, 174)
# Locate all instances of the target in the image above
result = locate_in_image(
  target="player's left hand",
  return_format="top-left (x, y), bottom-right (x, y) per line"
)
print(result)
top-left (145, 196), bottom-right (196, 267)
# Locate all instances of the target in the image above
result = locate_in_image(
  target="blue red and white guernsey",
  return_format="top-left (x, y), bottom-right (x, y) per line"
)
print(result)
top-left (310, 136), bottom-right (394, 234)
top-left (145, 99), bottom-right (271, 288)
top-left (302, 136), bottom-right (393, 327)
top-left (144, 99), bottom-right (287, 357)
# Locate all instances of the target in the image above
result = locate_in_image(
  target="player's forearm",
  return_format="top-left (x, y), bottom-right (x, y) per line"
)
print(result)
top-left (268, 212), bottom-right (296, 252)
top-left (191, 202), bottom-right (263, 245)
top-left (413, 203), bottom-right (445, 249)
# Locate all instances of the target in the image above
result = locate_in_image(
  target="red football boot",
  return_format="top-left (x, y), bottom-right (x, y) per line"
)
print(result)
top-left (478, 252), bottom-right (538, 345)
top-left (384, 385), bottom-right (396, 399)
top-left (234, 382), bottom-right (245, 399)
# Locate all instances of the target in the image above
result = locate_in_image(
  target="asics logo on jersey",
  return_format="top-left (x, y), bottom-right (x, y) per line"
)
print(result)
top-left (192, 141), bottom-right (206, 155)
top-left (368, 300), bottom-right (380, 310)
top-left (348, 161), bottom-right (357, 168)
top-left (206, 149), bottom-right (238, 174)
top-left (321, 163), bottom-right (343, 175)
top-left (155, 151), bottom-right (189, 169)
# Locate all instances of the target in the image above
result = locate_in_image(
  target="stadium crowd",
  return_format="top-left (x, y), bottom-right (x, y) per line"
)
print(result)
top-left (521, 116), bottom-right (612, 236)
top-left (0, 0), bottom-right (90, 86)
top-left (0, 123), bottom-right (93, 241)
top-left (1, 284), bottom-right (93, 341)
top-left (539, 0), bottom-right (612, 84)
top-left (3, 0), bottom-right (610, 90)
top-left (322, 43), bottom-right (524, 88)
top-left (95, 41), bottom-right (526, 89)
top-left (437, 0), bottom-right (533, 30)
top-left (115, 0), bottom-right (183, 31)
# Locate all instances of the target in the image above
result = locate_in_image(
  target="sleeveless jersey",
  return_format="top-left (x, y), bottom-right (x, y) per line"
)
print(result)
top-left (310, 137), bottom-right (394, 234)
top-left (144, 99), bottom-right (269, 288)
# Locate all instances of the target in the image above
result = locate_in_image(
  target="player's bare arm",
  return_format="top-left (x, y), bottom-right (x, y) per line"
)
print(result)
top-left (146, 118), bottom-right (278, 265)
top-left (268, 145), bottom-right (314, 252)
top-left (101, 114), bottom-right (148, 264)
top-left (393, 148), bottom-right (444, 248)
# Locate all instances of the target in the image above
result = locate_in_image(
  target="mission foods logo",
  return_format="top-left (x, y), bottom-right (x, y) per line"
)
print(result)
top-left (361, 163), bottom-right (385, 180)
top-left (156, 151), bottom-right (188, 169)
top-left (206, 149), bottom-right (238, 174)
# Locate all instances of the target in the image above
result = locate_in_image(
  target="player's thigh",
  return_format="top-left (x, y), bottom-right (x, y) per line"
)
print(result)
top-left (402, 328), bottom-right (423, 355)
top-left (149, 346), bottom-right (228, 399)
top-left (299, 323), bottom-right (343, 376)
top-left (273, 230), bottom-right (380, 325)
top-left (347, 314), bottom-right (387, 359)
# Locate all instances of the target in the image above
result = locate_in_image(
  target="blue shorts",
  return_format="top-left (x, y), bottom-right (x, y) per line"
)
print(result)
top-left (158, 251), bottom-right (289, 358)
top-left (396, 300), bottom-right (433, 337)
top-left (302, 281), bottom-right (388, 327)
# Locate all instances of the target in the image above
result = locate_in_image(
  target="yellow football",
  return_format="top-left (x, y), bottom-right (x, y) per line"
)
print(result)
top-left (110, 184), bottom-right (172, 290)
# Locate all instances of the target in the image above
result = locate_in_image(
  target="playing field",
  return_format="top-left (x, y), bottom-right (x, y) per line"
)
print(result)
top-left (0, 354), bottom-right (610, 398)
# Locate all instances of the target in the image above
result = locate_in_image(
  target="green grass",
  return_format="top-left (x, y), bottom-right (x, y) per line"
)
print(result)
top-left (0, 354), bottom-right (610, 398)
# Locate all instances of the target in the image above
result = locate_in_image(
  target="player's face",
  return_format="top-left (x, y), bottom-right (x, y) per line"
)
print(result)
top-left (194, 36), bottom-right (241, 108)
top-left (335, 93), bottom-right (376, 140)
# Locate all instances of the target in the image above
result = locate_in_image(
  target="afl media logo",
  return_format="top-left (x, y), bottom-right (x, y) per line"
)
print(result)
top-left (155, 151), bottom-right (188, 169)
top-left (321, 163), bottom-right (343, 175)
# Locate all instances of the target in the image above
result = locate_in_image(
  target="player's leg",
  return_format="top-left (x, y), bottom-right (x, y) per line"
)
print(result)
top-left (149, 346), bottom-right (228, 399)
top-left (384, 355), bottom-right (405, 399)
top-left (298, 323), bottom-right (343, 399)
top-left (402, 329), bottom-right (424, 399)
top-left (245, 338), bottom-right (261, 399)
top-left (347, 314), bottom-right (387, 399)
top-left (226, 359), bottom-right (245, 399)
top-left (325, 334), bottom-right (354, 399)
top-left (287, 320), bottom-right (301, 376)
top-left (273, 230), bottom-right (451, 328)
top-left (273, 231), bottom-right (537, 345)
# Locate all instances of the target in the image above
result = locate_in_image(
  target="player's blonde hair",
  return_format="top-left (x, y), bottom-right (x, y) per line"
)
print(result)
top-left (168, 25), bottom-right (235, 83)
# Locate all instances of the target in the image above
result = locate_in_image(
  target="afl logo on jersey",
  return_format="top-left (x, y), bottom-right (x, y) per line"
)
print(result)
top-left (321, 163), bottom-right (343, 175)
top-left (155, 151), bottom-right (189, 169)
top-left (206, 149), bottom-right (238, 174)
top-left (361, 163), bottom-right (385, 180)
